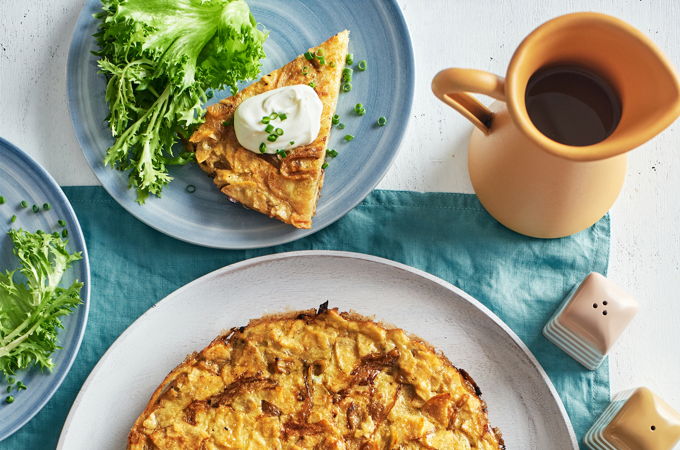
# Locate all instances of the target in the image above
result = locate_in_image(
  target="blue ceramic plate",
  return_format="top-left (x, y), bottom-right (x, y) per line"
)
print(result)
top-left (67, 0), bottom-right (414, 249)
top-left (0, 138), bottom-right (90, 441)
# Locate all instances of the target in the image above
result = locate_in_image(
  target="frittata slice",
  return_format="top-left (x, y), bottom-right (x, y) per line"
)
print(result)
top-left (128, 306), bottom-right (504, 449)
top-left (189, 31), bottom-right (349, 229)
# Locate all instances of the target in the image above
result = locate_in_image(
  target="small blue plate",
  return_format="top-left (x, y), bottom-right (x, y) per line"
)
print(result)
top-left (67, 0), bottom-right (414, 249)
top-left (0, 138), bottom-right (90, 441)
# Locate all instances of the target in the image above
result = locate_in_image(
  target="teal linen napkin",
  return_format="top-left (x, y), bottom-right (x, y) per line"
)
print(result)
top-left (2, 187), bottom-right (610, 449)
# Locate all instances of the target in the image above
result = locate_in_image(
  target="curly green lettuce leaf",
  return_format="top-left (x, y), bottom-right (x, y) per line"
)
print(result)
top-left (95, 0), bottom-right (268, 203)
top-left (0, 230), bottom-right (83, 378)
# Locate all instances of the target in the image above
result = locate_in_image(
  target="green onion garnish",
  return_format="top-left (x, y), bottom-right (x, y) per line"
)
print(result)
top-left (269, 112), bottom-right (279, 120)
top-left (332, 114), bottom-right (340, 125)
top-left (58, 219), bottom-right (66, 227)
top-left (0, 196), bottom-right (4, 204)
top-left (309, 82), bottom-right (317, 88)
top-left (52, 231), bottom-right (60, 238)
top-left (206, 91), bottom-right (214, 100)
top-left (304, 51), bottom-right (314, 61)
top-left (259, 142), bottom-right (267, 153)
top-left (279, 113), bottom-right (288, 121)
top-left (185, 184), bottom-right (196, 194)
top-left (5, 396), bottom-right (14, 404)
top-left (346, 53), bottom-right (354, 65)
top-left (354, 103), bottom-right (364, 113)
top-left (5, 386), bottom-right (11, 393)
top-left (344, 135), bottom-right (355, 142)
top-left (16, 382), bottom-right (26, 391)
top-left (265, 124), bottom-right (275, 133)
top-left (377, 116), bottom-right (388, 126)
top-left (357, 60), bottom-right (368, 71)
top-left (337, 123), bottom-right (346, 130)
top-left (276, 149), bottom-right (288, 158)
top-left (261, 116), bottom-right (271, 124)
top-left (267, 134), bottom-right (278, 142)
top-left (43, 203), bottom-right (50, 211)
top-left (326, 149), bottom-right (338, 158)
top-left (330, 62), bottom-right (336, 68)
top-left (342, 68), bottom-right (353, 83)
top-left (318, 56), bottom-right (326, 65)
top-left (289, 141), bottom-right (295, 146)
top-left (315, 49), bottom-right (325, 58)
top-left (19, 200), bottom-right (27, 208)
top-left (32, 205), bottom-right (39, 213)
top-left (302, 66), bottom-right (309, 76)
top-left (7, 378), bottom-right (15, 385)
top-left (222, 120), bottom-right (233, 127)
top-left (62, 229), bottom-right (68, 238)
top-left (275, 128), bottom-right (284, 136)
top-left (342, 83), bottom-right (352, 93)
top-left (321, 162), bottom-right (329, 169)
top-left (10, 215), bottom-right (16, 223)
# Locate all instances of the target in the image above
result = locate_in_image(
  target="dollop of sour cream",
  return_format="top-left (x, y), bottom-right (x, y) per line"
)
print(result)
top-left (234, 85), bottom-right (323, 155)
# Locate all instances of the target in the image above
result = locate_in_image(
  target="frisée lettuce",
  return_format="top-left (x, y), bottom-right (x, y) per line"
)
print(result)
top-left (95, 0), bottom-right (268, 203)
top-left (0, 229), bottom-right (83, 380)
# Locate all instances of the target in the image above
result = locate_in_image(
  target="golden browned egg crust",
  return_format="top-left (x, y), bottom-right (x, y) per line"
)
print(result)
top-left (128, 307), bottom-right (504, 449)
top-left (189, 31), bottom-right (349, 229)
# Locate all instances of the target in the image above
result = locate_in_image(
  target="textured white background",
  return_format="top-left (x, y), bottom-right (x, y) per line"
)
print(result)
top-left (1, 0), bottom-right (679, 421)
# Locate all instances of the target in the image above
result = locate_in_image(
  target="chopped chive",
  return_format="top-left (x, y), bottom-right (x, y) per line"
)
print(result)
top-left (354, 103), bottom-right (365, 114)
top-left (330, 61), bottom-right (336, 68)
top-left (259, 142), bottom-right (267, 153)
top-left (279, 113), bottom-right (287, 121)
top-left (19, 200), bottom-right (27, 208)
top-left (7, 378), bottom-right (15, 385)
top-left (326, 149), bottom-right (338, 158)
top-left (0, 196), bottom-right (4, 204)
top-left (317, 56), bottom-right (326, 65)
top-left (62, 229), bottom-right (68, 238)
top-left (32, 205), bottom-right (39, 213)
top-left (346, 53), bottom-right (354, 65)
top-left (267, 134), bottom-right (278, 142)
top-left (321, 162), bottom-right (329, 169)
top-left (337, 123), bottom-right (346, 130)
top-left (315, 49), bottom-right (325, 58)
top-left (5, 386), bottom-right (10, 393)
top-left (261, 116), bottom-right (270, 124)
top-left (185, 184), bottom-right (196, 194)
top-left (206, 91), bottom-right (214, 100)
top-left (289, 141), bottom-right (295, 146)
top-left (342, 68), bottom-right (353, 83)
top-left (43, 203), bottom-right (50, 211)
top-left (357, 60), bottom-right (368, 71)
top-left (5, 396), bottom-right (14, 404)
top-left (344, 135), bottom-right (355, 142)
top-left (265, 124), bottom-right (275, 133)
top-left (377, 116), bottom-right (388, 126)
top-left (52, 231), bottom-right (59, 238)
top-left (58, 219), bottom-right (66, 227)
top-left (16, 382), bottom-right (26, 391)
top-left (302, 66), bottom-right (309, 76)
top-left (222, 120), bottom-right (233, 127)
top-left (332, 114), bottom-right (340, 125)
top-left (342, 83), bottom-right (352, 93)
top-left (276, 149), bottom-right (288, 158)
top-left (10, 215), bottom-right (16, 223)
top-left (275, 128), bottom-right (284, 136)
top-left (269, 112), bottom-right (279, 120)
top-left (309, 82), bottom-right (317, 88)
top-left (304, 51), bottom-right (314, 61)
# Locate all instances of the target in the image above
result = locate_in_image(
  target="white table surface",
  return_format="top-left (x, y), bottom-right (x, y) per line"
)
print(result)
top-left (2, 0), bottom-right (679, 431)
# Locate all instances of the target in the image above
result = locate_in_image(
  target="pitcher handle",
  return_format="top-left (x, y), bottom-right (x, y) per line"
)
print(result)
top-left (432, 68), bottom-right (506, 134)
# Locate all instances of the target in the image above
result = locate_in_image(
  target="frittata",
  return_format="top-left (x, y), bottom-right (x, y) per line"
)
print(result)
top-left (128, 305), bottom-right (504, 449)
top-left (189, 31), bottom-right (349, 229)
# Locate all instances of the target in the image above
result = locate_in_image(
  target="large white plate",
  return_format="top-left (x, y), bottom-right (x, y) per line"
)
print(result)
top-left (58, 251), bottom-right (577, 449)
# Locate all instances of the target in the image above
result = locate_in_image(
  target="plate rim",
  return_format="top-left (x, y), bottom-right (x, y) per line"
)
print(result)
top-left (57, 250), bottom-right (577, 449)
top-left (65, 0), bottom-right (416, 250)
top-left (0, 137), bottom-right (91, 441)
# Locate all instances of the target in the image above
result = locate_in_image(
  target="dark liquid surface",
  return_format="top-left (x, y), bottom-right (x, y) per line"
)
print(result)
top-left (525, 65), bottom-right (621, 146)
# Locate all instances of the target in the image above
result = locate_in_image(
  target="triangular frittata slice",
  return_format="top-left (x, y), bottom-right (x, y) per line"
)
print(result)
top-left (190, 31), bottom-right (350, 229)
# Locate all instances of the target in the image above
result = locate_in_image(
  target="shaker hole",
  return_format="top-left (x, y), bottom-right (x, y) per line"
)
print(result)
top-left (651, 425), bottom-right (656, 431)
top-left (593, 303), bottom-right (598, 309)
top-left (603, 301), bottom-right (608, 305)
top-left (602, 310), bottom-right (608, 316)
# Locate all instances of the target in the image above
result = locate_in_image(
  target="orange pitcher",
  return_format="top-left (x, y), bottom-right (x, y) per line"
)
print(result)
top-left (432, 12), bottom-right (680, 238)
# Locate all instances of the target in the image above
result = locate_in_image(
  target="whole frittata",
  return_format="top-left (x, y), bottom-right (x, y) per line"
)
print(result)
top-left (128, 305), bottom-right (504, 449)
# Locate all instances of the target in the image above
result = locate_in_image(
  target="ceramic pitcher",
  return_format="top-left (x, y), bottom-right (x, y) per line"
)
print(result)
top-left (432, 12), bottom-right (680, 238)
